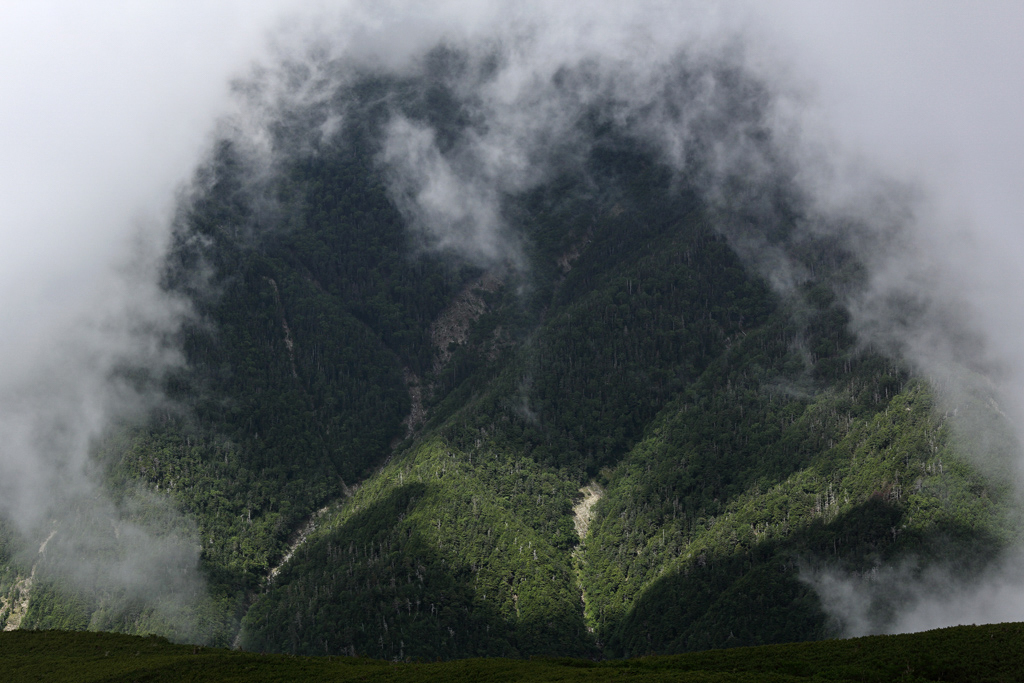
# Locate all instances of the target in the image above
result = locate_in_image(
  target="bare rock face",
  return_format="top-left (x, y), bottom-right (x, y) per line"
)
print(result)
top-left (573, 482), bottom-right (604, 541)
top-left (1, 530), bottom-right (55, 631)
top-left (429, 271), bottom-right (503, 373)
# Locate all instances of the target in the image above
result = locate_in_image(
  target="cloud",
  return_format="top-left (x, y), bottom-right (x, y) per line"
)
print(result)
top-left (805, 552), bottom-right (1024, 637)
top-left (346, 0), bottom-right (1024, 634)
top-left (0, 0), bottom-right (293, 638)
top-left (753, 0), bottom-right (1024, 634)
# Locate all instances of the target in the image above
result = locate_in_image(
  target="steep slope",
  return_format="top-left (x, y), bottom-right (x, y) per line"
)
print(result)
top-left (6, 48), bottom-right (1019, 659)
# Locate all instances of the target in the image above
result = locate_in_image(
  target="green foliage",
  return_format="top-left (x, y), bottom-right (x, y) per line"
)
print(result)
top-left (582, 377), bottom-right (1017, 656)
top-left (8, 623), bottom-right (1024, 682)
top-left (241, 439), bottom-right (592, 660)
top-left (7, 62), bottom-right (1021, 663)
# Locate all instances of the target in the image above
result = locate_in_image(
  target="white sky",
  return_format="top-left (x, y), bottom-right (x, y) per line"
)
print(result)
top-left (761, 1), bottom-right (1024, 218)
top-left (1, 1), bottom-right (1020, 297)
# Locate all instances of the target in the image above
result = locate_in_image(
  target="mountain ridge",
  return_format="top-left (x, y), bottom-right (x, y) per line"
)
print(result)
top-left (0, 48), bottom-right (1018, 660)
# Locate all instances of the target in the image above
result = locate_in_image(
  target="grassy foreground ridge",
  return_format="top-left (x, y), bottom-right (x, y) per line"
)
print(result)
top-left (4, 623), bottom-right (1024, 682)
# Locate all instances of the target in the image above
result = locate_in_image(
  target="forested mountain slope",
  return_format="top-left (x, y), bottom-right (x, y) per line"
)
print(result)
top-left (1, 48), bottom-right (1018, 659)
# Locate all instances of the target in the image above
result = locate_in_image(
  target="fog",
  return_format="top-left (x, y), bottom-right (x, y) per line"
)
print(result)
top-left (0, 0), bottom-right (290, 638)
top-left (2, 0), bottom-right (1023, 640)
top-left (757, 2), bottom-right (1024, 634)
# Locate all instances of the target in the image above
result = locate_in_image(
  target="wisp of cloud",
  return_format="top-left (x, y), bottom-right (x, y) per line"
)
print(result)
top-left (0, 0), bottom-right (291, 639)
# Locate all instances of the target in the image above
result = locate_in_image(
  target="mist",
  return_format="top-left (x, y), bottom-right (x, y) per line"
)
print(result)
top-left (3, 0), bottom-right (1024, 642)
top-left (0, 0), bottom-right (290, 638)
top-left (230, 0), bottom-right (1024, 637)
top-left (755, 1), bottom-right (1024, 634)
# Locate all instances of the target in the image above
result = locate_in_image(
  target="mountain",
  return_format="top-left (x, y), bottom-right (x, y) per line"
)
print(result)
top-left (0, 46), bottom-right (1017, 660)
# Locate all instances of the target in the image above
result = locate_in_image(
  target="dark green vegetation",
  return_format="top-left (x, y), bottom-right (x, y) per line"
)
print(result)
top-left (7, 623), bottom-right (1024, 682)
top-left (0, 49), bottom-right (1019, 659)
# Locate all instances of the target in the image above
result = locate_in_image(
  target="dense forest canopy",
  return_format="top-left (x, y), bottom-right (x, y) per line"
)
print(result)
top-left (1, 24), bottom-right (1021, 662)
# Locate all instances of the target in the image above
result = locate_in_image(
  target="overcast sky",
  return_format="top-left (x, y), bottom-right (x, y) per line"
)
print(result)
top-left (2, 1), bottom-right (1020, 318)
top-left (762, 1), bottom-right (1024, 239)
